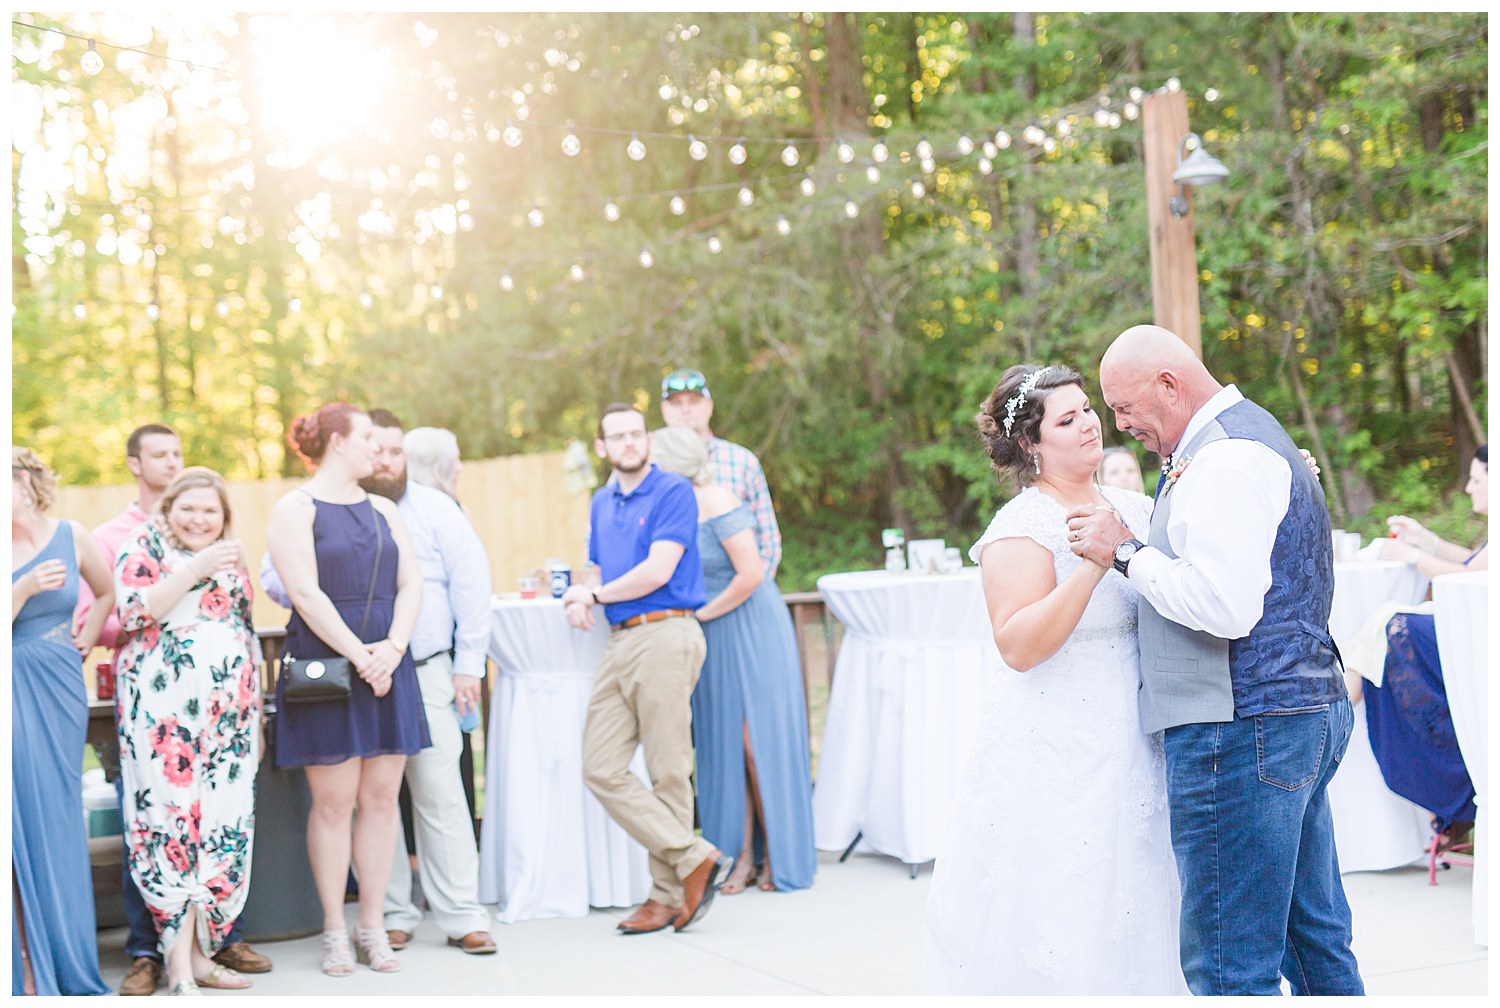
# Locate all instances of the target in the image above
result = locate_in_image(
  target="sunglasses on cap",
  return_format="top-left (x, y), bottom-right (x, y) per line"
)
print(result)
top-left (661, 369), bottom-right (710, 400)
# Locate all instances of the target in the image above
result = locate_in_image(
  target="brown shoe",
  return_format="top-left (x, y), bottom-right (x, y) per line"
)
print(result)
top-left (673, 851), bottom-right (730, 932)
top-left (446, 931), bottom-right (498, 954)
top-left (616, 899), bottom-right (681, 935)
top-left (212, 941), bottom-right (273, 973)
top-left (119, 957), bottom-right (163, 996)
top-left (385, 930), bottom-right (412, 951)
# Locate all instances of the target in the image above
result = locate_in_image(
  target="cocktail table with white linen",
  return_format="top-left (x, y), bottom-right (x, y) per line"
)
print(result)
top-left (812, 569), bottom-right (996, 870)
top-left (1434, 569), bottom-right (1489, 946)
top-left (1326, 559), bottom-right (1433, 873)
top-left (478, 595), bottom-right (650, 922)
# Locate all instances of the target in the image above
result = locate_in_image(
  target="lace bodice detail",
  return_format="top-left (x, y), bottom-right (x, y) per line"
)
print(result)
top-left (970, 485), bottom-right (1152, 642)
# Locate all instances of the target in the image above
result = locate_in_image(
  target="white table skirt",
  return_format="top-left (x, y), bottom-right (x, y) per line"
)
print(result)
top-left (477, 597), bottom-right (650, 922)
top-left (1326, 560), bottom-right (1433, 872)
top-left (1434, 570), bottom-right (1489, 946)
top-left (812, 569), bottom-right (995, 866)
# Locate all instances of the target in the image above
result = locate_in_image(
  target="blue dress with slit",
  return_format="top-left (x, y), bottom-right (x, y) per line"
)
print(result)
top-left (691, 505), bottom-right (816, 890)
top-left (11, 523), bottom-right (109, 995)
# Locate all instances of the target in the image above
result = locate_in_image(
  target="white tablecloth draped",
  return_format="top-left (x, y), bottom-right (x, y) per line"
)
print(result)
top-left (812, 569), bottom-right (996, 866)
top-left (1434, 570), bottom-right (1489, 946)
top-left (477, 596), bottom-right (650, 922)
top-left (1326, 561), bottom-right (1434, 872)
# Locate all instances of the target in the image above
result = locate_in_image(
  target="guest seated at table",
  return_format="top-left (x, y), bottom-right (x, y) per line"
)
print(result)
top-left (1094, 446), bottom-right (1144, 494)
top-left (1379, 445), bottom-right (1489, 575)
top-left (113, 467), bottom-right (261, 994)
top-left (650, 427), bottom-right (816, 894)
top-left (1363, 445), bottom-right (1487, 855)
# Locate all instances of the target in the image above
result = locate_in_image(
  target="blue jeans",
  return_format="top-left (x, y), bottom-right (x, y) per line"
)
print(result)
top-left (1164, 699), bottom-right (1364, 995)
top-left (115, 777), bottom-right (244, 961)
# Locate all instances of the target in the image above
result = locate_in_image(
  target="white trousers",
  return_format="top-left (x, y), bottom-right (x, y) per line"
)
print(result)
top-left (383, 652), bottom-right (491, 937)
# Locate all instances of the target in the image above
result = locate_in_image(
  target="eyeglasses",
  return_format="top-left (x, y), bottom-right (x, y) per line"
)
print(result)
top-left (661, 369), bottom-right (708, 399)
top-left (603, 430), bottom-right (648, 444)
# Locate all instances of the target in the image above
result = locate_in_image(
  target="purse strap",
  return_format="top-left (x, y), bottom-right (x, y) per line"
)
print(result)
top-left (353, 498), bottom-right (385, 641)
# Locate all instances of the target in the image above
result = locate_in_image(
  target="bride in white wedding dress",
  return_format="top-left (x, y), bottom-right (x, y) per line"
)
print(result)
top-left (923, 364), bottom-right (1189, 995)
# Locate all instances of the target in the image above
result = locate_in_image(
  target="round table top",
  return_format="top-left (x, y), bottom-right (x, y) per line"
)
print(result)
top-left (817, 568), bottom-right (988, 642)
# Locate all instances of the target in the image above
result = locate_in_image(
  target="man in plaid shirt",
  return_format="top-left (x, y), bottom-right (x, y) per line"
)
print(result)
top-left (659, 368), bottom-right (782, 578)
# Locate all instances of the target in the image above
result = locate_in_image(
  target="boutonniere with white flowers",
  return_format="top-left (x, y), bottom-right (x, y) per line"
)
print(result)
top-left (1161, 453), bottom-right (1194, 489)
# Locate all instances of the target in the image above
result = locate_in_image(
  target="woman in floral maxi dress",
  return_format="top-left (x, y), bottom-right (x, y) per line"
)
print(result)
top-left (114, 468), bottom-right (261, 994)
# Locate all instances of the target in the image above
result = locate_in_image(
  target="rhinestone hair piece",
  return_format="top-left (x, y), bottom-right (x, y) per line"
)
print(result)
top-left (1002, 367), bottom-right (1050, 437)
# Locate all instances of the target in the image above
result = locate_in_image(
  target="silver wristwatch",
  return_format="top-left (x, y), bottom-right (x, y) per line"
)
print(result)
top-left (1112, 538), bottom-right (1144, 576)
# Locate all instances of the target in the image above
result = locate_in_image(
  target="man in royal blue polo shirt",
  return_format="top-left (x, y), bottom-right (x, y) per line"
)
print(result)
top-left (562, 403), bottom-right (731, 935)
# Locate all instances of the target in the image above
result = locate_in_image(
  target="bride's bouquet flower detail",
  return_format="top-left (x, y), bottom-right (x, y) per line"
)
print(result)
top-left (1161, 453), bottom-right (1194, 490)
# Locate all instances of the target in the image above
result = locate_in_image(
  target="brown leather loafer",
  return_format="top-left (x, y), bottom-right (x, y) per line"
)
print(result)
top-left (385, 930), bottom-right (412, 951)
top-left (212, 940), bottom-right (273, 973)
top-left (119, 957), bottom-right (163, 996)
top-left (616, 899), bottom-right (681, 935)
top-left (446, 931), bottom-right (498, 954)
top-left (673, 851), bottom-right (730, 932)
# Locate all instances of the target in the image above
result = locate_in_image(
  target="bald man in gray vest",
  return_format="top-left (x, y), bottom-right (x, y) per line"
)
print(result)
top-left (1067, 325), bottom-right (1362, 996)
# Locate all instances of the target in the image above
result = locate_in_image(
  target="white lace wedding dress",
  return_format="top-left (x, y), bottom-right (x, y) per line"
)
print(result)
top-left (923, 485), bottom-right (1189, 995)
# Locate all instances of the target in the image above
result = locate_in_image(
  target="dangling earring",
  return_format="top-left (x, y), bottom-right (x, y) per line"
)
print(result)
top-left (20, 486), bottom-right (34, 507)
top-left (1032, 452), bottom-right (1041, 476)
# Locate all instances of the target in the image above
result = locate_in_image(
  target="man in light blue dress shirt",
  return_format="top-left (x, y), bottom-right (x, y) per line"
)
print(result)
top-left (262, 409), bottom-right (497, 955)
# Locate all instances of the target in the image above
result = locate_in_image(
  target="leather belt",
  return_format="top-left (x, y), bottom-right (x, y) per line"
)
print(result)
top-left (611, 608), bottom-right (696, 631)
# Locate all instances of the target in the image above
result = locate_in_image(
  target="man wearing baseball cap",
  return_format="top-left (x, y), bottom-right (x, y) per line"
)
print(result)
top-left (659, 368), bottom-right (782, 577)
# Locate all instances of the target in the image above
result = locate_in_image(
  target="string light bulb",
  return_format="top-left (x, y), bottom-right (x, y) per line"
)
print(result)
top-left (774, 216), bottom-right (791, 236)
top-left (836, 139), bottom-right (855, 163)
top-left (503, 120), bottom-right (522, 147)
top-left (865, 165), bottom-right (881, 184)
top-left (920, 157), bottom-right (935, 174)
top-left (72, 302), bottom-right (87, 320)
top-left (799, 176), bottom-right (815, 197)
top-left (843, 201), bottom-right (858, 218)
top-left (978, 157), bottom-right (993, 175)
top-left (1042, 137), bottom-right (1057, 153)
top-left (707, 234), bottom-right (722, 254)
top-left (358, 293), bottom-right (373, 309)
top-left (603, 200), bottom-right (621, 222)
top-left (910, 179), bottom-right (926, 198)
top-left (995, 130), bottom-right (1012, 150)
top-left (728, 139), bottom-right (747, 165)
top-left (1056, 119), bottom-right (1071, 137)
top-left (1108, 112), bottom-right (1122, 128)
top-left (956, 133), bottom-right (974, 156)
top-left (146, 302), bottom-right (160, 320)
top-left (688, 135), bottom-right (708, 161)
top-left (737, 186), bottom-right (754, 206)
top-left (1204, 88), bottom-right (1220, 102)
top-left (81, 39), bottom-right (104, 75)
top-left (215, 299), bottom-right (229, 317)
top-left (569, 263), bottom-right (584, 282)
top-left (1166, 77), bottom-right (1181, 93)
top-left (1094, 108), bottom-right (1111, 127)
top-left (289, 298), bottom-right (302, 313)
top-left (780, 142), bottom-right (799, 167)
top-left (638, 249), bottom-right (654, 268)
top-left (669, 194), bottom-right (686, 215)
top-left (626, 133), bottom-right (646, 161)
top-left (561, 128), bottom-right (581, 156)
top-left (528, 207), bottom-right (545, 227)
top-left (872, 140), bottom-right (889, 163)
top-left (982, 140), bottom-right (997, 159)
top-left (915, 136), bottom-right (933, 159)
top-left (1023, 124), bottom-right (1045, 145)
top-left (500, 273), bottom-right (515, 292)
top-left (1129, 87), bottom-right (1145, 103)
top-left (1123, 103), bottom-right (1139, 121)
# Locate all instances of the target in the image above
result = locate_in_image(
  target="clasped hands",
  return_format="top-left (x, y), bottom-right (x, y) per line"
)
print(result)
top-left (353, 639), bottom-right (403, 697)
top-left (1065, 504), bottom-right (1133, 569)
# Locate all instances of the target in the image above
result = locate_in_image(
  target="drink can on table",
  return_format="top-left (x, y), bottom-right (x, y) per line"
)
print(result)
top-left (549, 564), bottom-right (572, 598)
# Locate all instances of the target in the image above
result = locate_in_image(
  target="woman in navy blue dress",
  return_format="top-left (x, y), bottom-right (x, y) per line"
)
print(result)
top-left (11, 447), bottom-right (114, 996)
top-left (651, 428), bottom-right (817, 894)
top-left (266, 404), bottom-right (429, 977)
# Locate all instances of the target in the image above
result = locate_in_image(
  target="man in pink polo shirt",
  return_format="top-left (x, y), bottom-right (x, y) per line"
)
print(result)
top-left (76, 424), bottom-right (273, 994)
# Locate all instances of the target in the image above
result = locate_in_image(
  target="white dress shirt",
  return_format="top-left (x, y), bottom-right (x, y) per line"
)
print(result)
top-left (259, 482), bottom-right (493, 679)
top-left (1127, 385), bottom-right (1292, 640)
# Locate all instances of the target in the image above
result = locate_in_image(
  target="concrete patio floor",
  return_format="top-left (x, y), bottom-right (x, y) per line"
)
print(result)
top-left (97, 850), bottom-right (1487, 997)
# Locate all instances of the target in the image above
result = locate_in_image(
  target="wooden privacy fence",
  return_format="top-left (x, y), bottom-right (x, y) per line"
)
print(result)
top-left (52, 449), bottom-right (593, 629)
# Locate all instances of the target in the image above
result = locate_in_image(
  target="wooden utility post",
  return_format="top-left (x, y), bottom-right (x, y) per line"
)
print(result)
top-left (1142, 89), bottom-right (1203, 357)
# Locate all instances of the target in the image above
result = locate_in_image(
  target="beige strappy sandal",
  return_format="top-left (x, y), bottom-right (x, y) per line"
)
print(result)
top-left (320, 929), bottom-right (355, 977)
top-left (353, 926), bottom-right (402, 973)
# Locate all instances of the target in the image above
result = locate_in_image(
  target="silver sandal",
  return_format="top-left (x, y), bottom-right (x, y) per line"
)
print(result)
top-left (320, 929), bottom-right (355, 977)
top-left (353, 926), bottom-right (402, 973)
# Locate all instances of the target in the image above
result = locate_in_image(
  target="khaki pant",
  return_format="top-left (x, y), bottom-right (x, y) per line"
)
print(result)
top-left (582, 616), bottom-right (714, 907)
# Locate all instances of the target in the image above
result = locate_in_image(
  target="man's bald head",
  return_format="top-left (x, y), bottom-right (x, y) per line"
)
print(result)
top-left (1098, 325), bottom-right (1222, 456)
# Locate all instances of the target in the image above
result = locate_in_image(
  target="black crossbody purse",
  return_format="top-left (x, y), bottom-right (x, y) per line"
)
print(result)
top-left (282, 506), bottom-right (384, 705)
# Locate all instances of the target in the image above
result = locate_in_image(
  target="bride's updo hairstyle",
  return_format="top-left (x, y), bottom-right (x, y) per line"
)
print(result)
top-left (976, 364), bottom-right (1085, 485)
top-left (288, 402), bottom-right (365, 471)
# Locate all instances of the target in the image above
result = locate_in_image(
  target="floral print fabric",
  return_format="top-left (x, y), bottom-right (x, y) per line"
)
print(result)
top-left (114, 520), bottom-right (260, 957)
